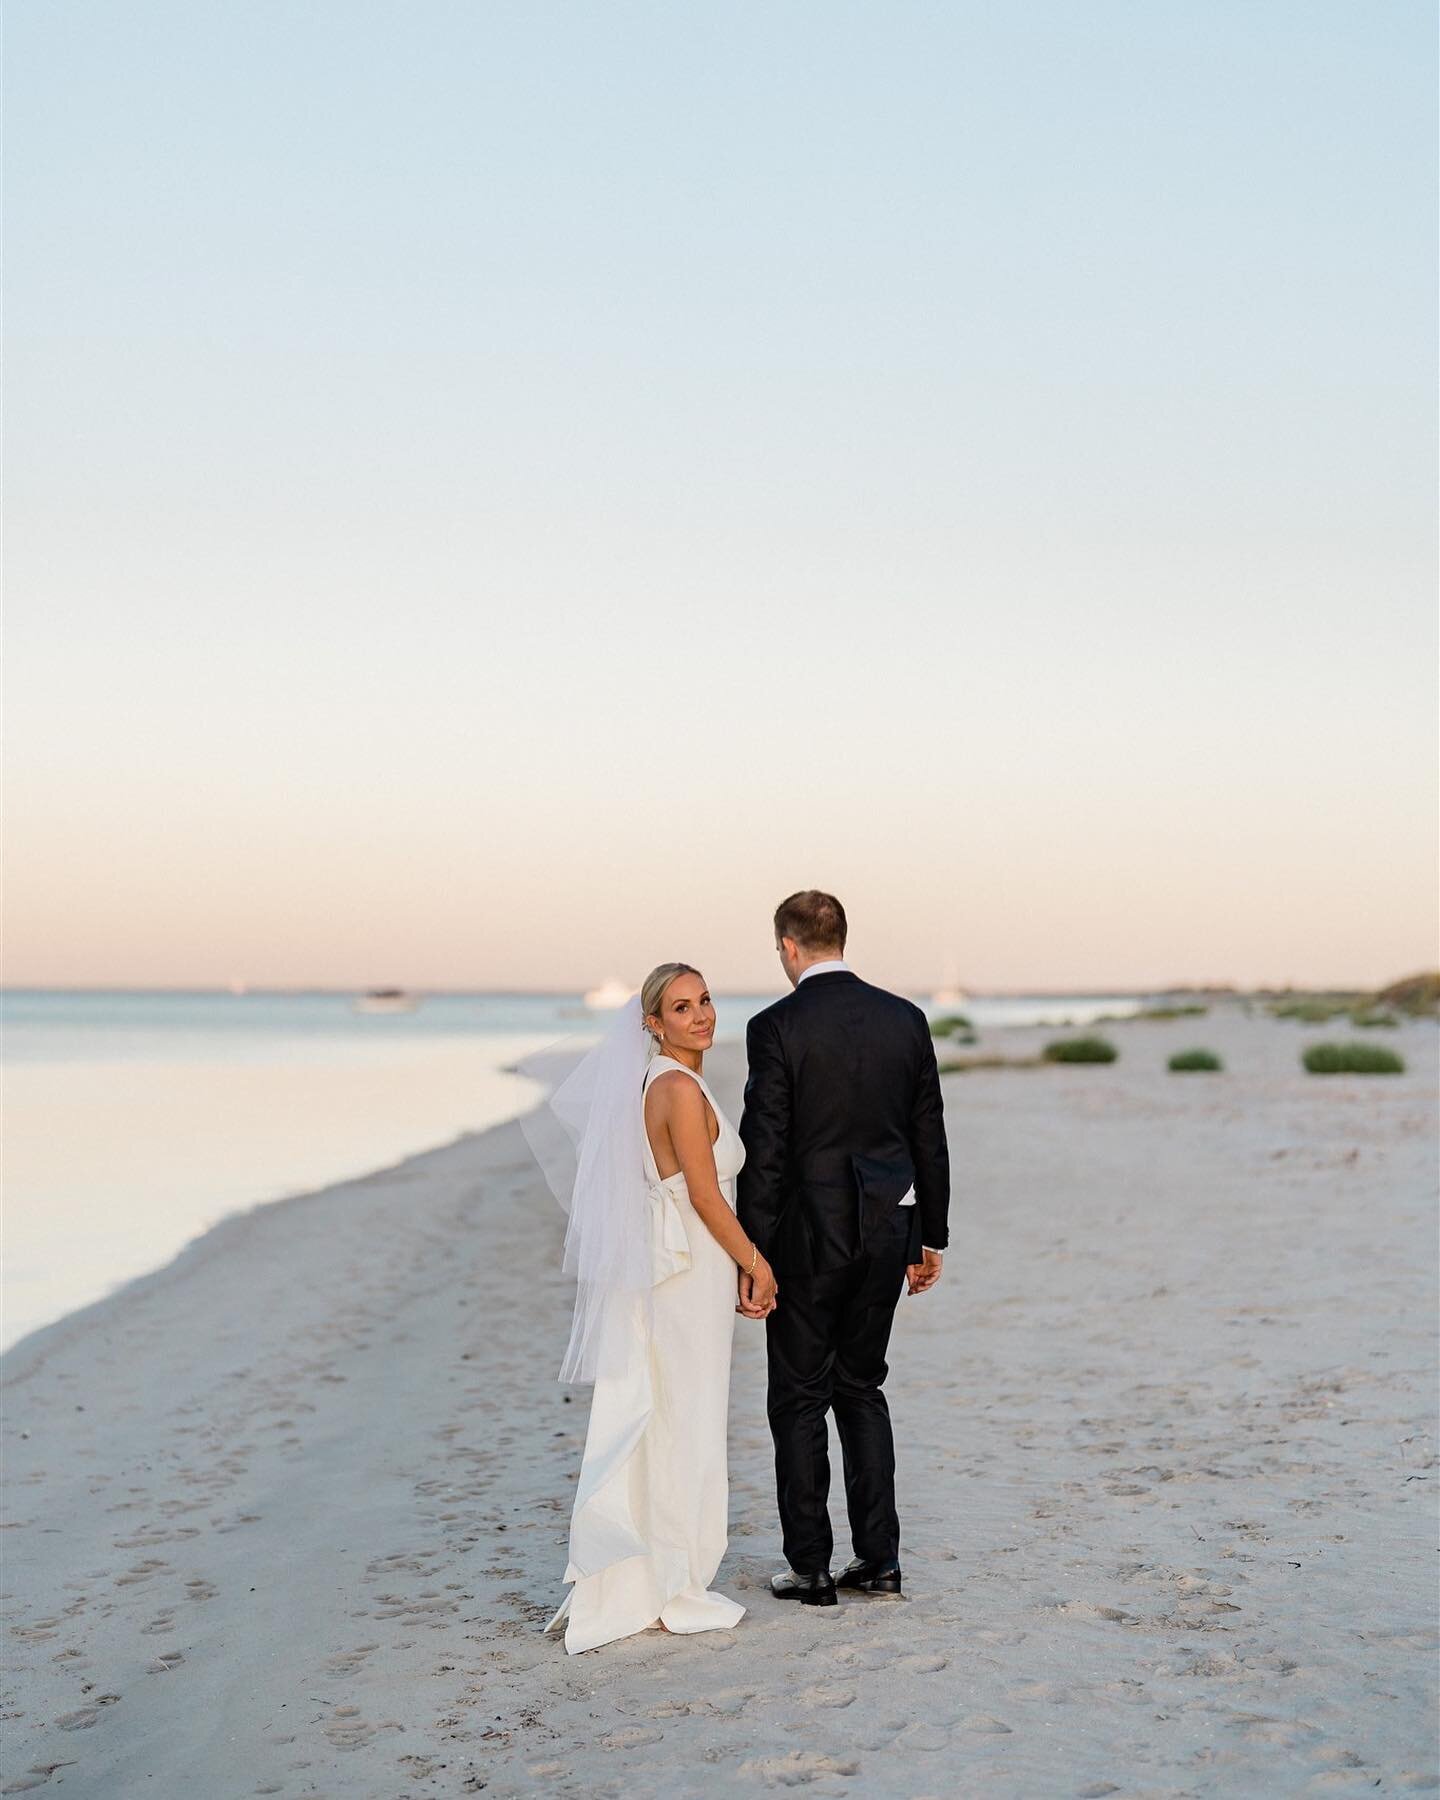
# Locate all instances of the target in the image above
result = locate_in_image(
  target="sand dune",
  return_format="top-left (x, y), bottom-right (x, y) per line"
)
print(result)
top-left (2, 1004), bottom-right (1436, 1797)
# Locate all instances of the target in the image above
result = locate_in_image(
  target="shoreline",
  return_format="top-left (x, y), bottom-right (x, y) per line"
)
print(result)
top-left (3, 1007), bottom-right (1436, 1797)
top-left (0, 1123), bottom-right (485, 1385)
top-left (1, 988), bottom-right (1164, 1356)
top-left (0, 1038), bottom-right (554, 1355)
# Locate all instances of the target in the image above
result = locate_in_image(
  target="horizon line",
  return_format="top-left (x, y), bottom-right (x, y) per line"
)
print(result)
top-left (5, 979), bottom-right (1418, 1000)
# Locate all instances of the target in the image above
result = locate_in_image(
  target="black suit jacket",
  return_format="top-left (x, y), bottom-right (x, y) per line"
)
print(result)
top-left (737, 971), bottom-right (951, 1277)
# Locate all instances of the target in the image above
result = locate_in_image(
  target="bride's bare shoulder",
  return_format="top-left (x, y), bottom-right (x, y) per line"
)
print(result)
top-left (645, 1068), bottom-right (702, 1111)
top-left (645, 1070), bottom-right (718, 1146)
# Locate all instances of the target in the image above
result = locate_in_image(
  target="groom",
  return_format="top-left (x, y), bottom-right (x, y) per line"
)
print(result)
top-left (738, 890), bottom-right (951, 1605)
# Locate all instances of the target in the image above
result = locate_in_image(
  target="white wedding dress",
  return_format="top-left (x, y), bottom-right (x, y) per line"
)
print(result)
top-left (548, 1054), bottom-right (747, 1654)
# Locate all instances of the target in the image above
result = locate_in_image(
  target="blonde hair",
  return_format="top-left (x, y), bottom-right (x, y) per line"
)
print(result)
top-left (641, 962), bottom-right (702, 1043)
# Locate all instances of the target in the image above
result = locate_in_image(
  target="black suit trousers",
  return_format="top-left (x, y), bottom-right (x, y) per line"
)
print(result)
top-left (763, 1206), bottom-right (913, 1573)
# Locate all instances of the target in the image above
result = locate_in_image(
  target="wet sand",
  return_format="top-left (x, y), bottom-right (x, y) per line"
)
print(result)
top-left (2, 1003), bottom-right (1436, 1797)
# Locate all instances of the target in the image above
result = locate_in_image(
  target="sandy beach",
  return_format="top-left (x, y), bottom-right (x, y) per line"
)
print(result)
top-left (2, 1003), bottom-right (1436, 1798)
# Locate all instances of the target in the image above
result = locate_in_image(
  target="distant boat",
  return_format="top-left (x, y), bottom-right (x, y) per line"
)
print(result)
top-left (932, 957), bottom-right (969, 1010)
top-left (352, 988), bottom-right (421, 1014)
top-left (584, 977), bottom-right (635, 1011)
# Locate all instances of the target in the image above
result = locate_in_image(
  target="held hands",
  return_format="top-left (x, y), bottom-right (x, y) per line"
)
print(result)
top-left (736, 1253), bottom-right (778, 1320)
top-left (906, 1248), bottom-right (944, 1296)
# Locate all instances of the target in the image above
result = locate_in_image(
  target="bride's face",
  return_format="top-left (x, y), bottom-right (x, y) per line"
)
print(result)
top-left (652, 973), bottom-right (716, 1053)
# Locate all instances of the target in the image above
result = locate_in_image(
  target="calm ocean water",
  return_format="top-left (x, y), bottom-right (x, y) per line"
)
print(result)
top-left (1, 987), bottom-right (1146, 1352)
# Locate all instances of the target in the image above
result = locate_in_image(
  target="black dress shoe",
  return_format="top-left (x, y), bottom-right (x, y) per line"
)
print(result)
top-left (770, 1569), bottom-right (838, 1606)
top-left (834, 1557), bottom-right (903, 1596)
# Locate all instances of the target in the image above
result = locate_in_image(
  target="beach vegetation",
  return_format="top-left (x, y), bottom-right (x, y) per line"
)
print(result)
top-left (1267, 973), bottom-right (1437, 1025)
top-left (929, 1014), bottom-right (974, 1039)
top-left (1138, 1004), bottom-right (1209, 1020)
top-left (938, 1054), bottom-right (1044, 1074)
top-left (1269, 995), bottom-right (1357, 1023)
top-left (1168, 1048), bottom-right (1223, 1072)
top-left (1349, 1009), bottom-right (1399, 1029)
top-left (1371, 971), bottom-right (1439, 1017)
top-left (1302, 1042), bottom-right (1406, 1076)
top-left (1042, 1036), bottom-right (1118, 1064)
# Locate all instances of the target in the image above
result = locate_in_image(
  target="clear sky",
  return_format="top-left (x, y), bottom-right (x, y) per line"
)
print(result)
top-left (6, 2), bottom-right (1436, 993)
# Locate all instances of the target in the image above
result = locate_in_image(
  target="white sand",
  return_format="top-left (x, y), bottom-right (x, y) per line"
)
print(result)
top-left (2, 1004), bottom-right (1436, 1797)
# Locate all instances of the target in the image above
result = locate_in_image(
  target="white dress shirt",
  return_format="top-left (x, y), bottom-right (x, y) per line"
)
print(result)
top-left (795, 960), bottom-right (943, 1256)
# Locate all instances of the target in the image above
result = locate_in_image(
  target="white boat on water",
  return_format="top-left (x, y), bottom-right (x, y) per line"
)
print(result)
top-left (583, 977), bottom-right (636, 1011)
top-left (352, 988), bottom-right (421, 1014)
top-left (931, 958), bottom-right (969, 1010)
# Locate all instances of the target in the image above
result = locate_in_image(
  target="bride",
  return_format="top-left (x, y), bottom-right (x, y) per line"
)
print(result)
top-left (539, 962), bottom-right (779, 1655)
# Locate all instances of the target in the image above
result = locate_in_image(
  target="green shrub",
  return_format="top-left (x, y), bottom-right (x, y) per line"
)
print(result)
top-left (1350, 1010), bottom-right (1399, 1029)
top-left (1139, 1004), bottom-right (1209, 1020)
top-left (1042, 1036), bottom-right (1118, 1064)
top-left (929, 1014), bottom-right (974, 1039)
top-left (938, 1054), bottom-right (1043, 1074)
top-left (1169, 1048), bottom-right (1223, 1072)
top-left (1302, 1042), bottom-right (1406, 1076)
top-left (1271, 997), bottom-right (1354, 1023)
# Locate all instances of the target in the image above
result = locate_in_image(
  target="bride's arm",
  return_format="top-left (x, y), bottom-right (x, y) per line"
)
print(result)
top-left (650, 1075), bottom-right (777, 1307)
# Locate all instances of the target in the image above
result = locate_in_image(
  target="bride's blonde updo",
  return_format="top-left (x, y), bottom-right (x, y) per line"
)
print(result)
top-left (641, 962), bottom-right (701, 1046)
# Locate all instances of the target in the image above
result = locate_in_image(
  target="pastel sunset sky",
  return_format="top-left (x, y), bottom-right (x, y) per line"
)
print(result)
top-left (6, 2), bottom-right (1435, 993)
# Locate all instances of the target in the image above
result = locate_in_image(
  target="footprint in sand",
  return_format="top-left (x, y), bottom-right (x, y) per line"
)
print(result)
top-left (894, 1723), bottom-right (950, 1752)
top-left (321, 1643), bottom-right (380, 1678)
top-left (113, 1527), bottom-right (201, 1549)
top-left (794, 1683), bottom-right (857, 1710)
top-left (1, 1764), bottom-right (78, 1795)
top-left (1232, 1717), bottom-right (1317, 1748)
top-left (213, 1512), bottom-right (263, 1535)
top-left (323, 1705), bottom-right (400, 1751)
top-left (1309, 1746), bottom-right (1366, 1770)
top-left (1175, 1650), bottom-right (1241, 1678)
top-left (706, 1689), bottom-right (755, 1716)
top-left (738, 1749), bottom-right (860, 1785)
top-left (144, 1652), bottom-right (184, 1673)
top-left (371, 1592), bottom-right (460, 1622)
top-left (9, 1619), bottom-right (62, 1644)
top-left (115, 1559), bottom-right (169, 1587)
top-left (56, 1694), bottom-right (121, 1731)
top-left (600, 1727), bottom-right (664, 1749)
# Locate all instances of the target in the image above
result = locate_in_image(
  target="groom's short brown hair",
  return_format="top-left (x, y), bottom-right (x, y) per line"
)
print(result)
top-left (773, 890), bottom-right (848, 954)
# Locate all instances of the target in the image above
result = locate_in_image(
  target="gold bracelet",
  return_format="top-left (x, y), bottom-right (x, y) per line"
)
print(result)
top-left (747, 1243), bottom-right (758, 1275)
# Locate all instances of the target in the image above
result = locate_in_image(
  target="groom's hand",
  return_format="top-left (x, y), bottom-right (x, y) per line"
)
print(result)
top-left (736, 1267), bottom-right (777, 1319)
top-left (906, 1249), bottom-right (943, 1296)
top-left (736, 1270), bottom-right (766, 1318)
